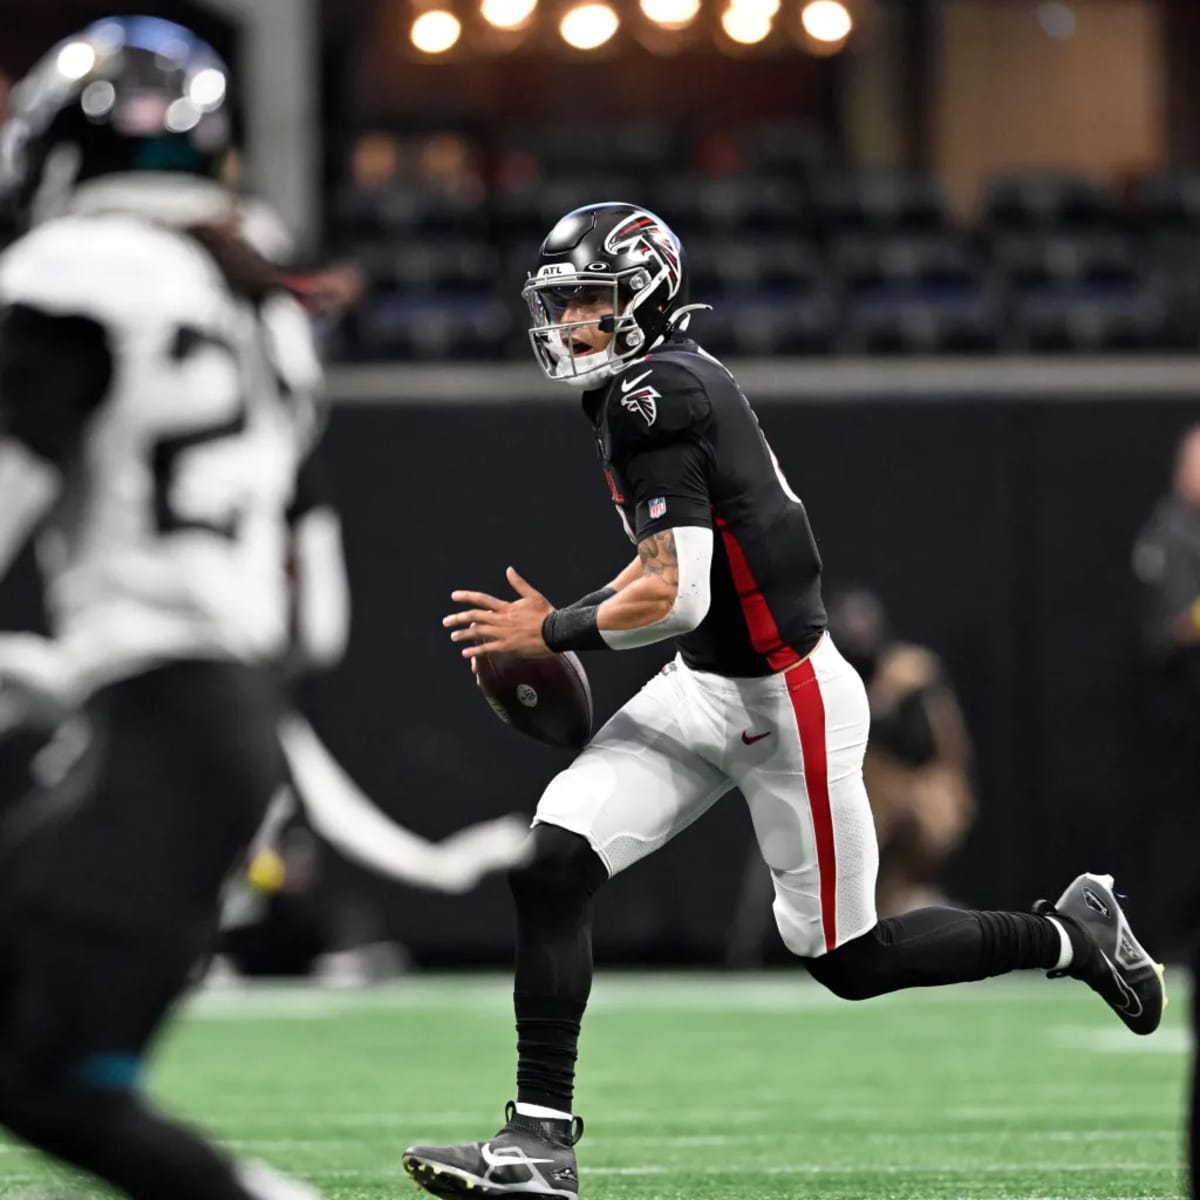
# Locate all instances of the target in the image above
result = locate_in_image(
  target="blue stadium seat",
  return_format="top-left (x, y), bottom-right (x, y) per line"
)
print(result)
top-left (831, 234), bottom-right (995, 353)
top-left (1010, 288), bottom-right (1169, 352)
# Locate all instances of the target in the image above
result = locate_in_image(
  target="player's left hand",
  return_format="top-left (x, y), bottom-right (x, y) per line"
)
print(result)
top-left (444, 567), bottom-right (555, 659)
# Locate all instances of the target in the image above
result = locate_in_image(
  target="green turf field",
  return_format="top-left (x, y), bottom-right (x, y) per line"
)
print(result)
top-left (0, 972), bottom-right (1187, 1199)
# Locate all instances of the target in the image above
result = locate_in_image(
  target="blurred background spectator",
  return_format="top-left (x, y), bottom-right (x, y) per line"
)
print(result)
top-left (1134, 427), bottom-right (1200, 958)
top-left (828, 589), bottom-right (975, 918)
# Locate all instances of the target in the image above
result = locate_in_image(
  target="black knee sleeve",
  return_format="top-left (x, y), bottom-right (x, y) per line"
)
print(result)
top-left (805, 907), bottom-right (1060, 1001)
top-left (805, 928), bottom-right (895, 1001)
top-left (509, 825), bottom-right (608, 920)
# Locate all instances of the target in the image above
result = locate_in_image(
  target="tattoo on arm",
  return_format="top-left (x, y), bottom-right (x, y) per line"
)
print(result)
top-left (637, 529), bottom-right (679, 588)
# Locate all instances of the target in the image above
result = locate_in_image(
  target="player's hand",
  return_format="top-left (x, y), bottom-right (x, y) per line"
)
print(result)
top-left (444, 567), bottom-right (555, 659)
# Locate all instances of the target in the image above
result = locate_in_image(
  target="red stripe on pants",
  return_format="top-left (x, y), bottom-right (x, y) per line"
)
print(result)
top-left (786, 659), bottom-right (837, 952)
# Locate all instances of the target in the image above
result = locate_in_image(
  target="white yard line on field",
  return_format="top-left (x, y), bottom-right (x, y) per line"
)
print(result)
top-left (1052, 1025), bottom-right (1190, 1054)
top-left (583, 1161), bottom-right (1172, 1176)
top-left (184, 971), bottom-right (1138, 1020)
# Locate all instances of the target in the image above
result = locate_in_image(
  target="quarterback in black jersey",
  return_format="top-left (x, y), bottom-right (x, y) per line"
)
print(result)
top-left (407, 204), bottom-right (1166, 1199)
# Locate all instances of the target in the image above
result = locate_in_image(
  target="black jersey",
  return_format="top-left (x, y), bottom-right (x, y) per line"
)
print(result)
top-left (584, 335), bottom-right (826, 677)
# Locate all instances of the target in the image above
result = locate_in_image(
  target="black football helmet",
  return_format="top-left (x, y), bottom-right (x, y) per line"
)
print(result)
top-left (0, 16), bottom-right (235, 226)
top-left (522, 202), bottom-right (704, 389)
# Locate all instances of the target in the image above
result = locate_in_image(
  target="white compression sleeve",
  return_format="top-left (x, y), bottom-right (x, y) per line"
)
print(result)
top-left (289, 508), bottom-right (351, 670)
top-left (599, 524), bottom-right (713, 650)
top-left (0, 440), bottom-right (58, 580)
top-left (278, 714), bottom-right (530, 892)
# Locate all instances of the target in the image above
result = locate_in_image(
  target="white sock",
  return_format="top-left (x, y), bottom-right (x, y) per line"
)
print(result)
top-left (1045, 916), bottom-right (1073, 971)
top-left (515, 1101), bottom-right (572, 1121)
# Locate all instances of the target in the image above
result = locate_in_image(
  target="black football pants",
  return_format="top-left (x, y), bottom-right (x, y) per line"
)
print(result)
top-left (0, 660), bottom-right (286, 1200)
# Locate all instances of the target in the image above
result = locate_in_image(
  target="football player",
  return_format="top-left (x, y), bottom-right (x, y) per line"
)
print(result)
top-left (0, 17), bottom-right (327, 1199)
top-left (406, 203), bottom-right (1167, 1198)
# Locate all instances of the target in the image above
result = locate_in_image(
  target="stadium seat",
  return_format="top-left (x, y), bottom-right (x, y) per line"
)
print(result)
top-left (505, 122), bottom-right (671, 172)
top-left (1144, 231), bottom-right (1200, 348)
top-left (990, 231), bottom-right (1138, 289)
top-left (1139, 172), bottom-right (1200, 231)
top-left (830, 234), bottom-right (997, 353)
top-left (496, 175), bottom-right (640, 238)
top-left (355, 291), bottom-right (513, 360)
top-left (983, 171), bottom-right (1118, 232)
top-left (699, 294), bottom-right (837, 356)
top-left (689, 237), bottom-right (825, 300)
top-left (353, 240), bottom-right (499, 291)
top-left (845, 292), bottom-right (1001, 354)
top-left (833, 232), bottom-right (981, 293)
top-left (743, 119), bottom-right (827, 178)
top-left (1009, 288), bottom-right (1169, 352)
top-left (815, 174), bottom-right (949, 234)
top-left (653, 175), bottom-right (807, 237)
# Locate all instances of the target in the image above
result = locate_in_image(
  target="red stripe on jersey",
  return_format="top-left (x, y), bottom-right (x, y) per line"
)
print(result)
top-left (714, 515), bottom-right (801, 672)
top-left (786, 660), bottom-right (838, 952)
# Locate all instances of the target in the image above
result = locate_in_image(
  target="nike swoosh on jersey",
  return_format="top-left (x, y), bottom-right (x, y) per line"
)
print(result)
top-left (741, 730), bottom-right (772, 745)
top-left (620, 369), bottom-right (653, 393)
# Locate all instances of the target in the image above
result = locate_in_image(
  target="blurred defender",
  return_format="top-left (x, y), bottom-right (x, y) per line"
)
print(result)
top-left (406, 203), bottom-right (1166, 1198)
top-left (0, 18), bottom-right (324, 1199)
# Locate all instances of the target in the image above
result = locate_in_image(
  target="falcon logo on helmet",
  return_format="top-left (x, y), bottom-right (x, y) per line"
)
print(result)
top-left (605, 212), bottom-right (682, 298)
top-left (521, 202), bottom-right (704, 391)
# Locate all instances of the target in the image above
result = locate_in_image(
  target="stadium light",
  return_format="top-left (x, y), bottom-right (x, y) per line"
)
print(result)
top-left (800, 0), bottom-right (852, 42)
top-left (481, 0), bottom-right (538, 30)
top-left (411, 9), bottom-right (463, 53)
top-left (640, 0), bottom-right (701, 32)
top-left (720, 3), bottom-right (772, 44)
top-left (559, 2), bottom-right (620, 50)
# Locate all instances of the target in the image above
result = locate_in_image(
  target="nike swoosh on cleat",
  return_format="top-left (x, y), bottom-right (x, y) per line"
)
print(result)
top-left (741, 731), bottom-right (771, 745)
top-left (620, 370), bottom-right (653, 393)
top-left (480, 1142), bottom-right (556, 1168)
top-left (1102, 955), bottom-right (1144, 1017)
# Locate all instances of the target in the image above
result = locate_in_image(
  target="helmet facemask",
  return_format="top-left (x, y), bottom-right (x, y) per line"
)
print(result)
top-left (523, 261), bottom-right (671, 390)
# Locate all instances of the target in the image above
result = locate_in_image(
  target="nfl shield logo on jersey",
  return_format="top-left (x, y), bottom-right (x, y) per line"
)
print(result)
top-left (649, 497), bottom-right (667, 520)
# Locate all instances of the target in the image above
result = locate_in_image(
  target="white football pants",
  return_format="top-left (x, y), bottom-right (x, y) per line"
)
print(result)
top-left (535, 634), bottom-right (879, 958)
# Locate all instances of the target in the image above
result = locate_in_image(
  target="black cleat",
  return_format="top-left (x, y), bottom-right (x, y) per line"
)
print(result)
top-left (1035, 872), bottom-right (1166, 1036)
top-left (403, 1102), bottom-right (583, 1198)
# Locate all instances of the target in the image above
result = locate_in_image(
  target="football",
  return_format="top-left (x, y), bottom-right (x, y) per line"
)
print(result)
top-left (476, 649), bottom-right (594, 750)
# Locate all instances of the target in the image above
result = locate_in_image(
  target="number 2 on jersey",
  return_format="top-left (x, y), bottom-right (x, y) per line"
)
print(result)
top-left (151, 325), bottom-right (248, 539)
